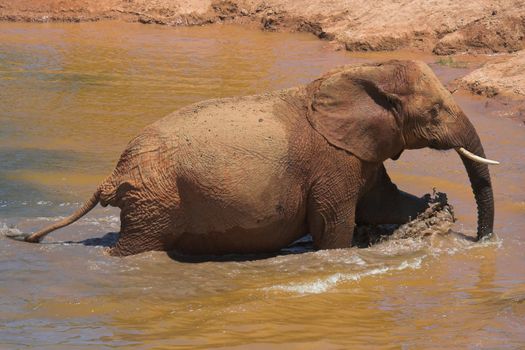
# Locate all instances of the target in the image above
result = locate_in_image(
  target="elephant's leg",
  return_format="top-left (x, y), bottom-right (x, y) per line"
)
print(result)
top-left (308, 209), bottom-right (355, 249)
top-left (107, 193), bottom-right (181, 257)
top-left (108, 229), bottom-right (166, 257)
top-left (307, 180), bottom-right (357, 250)
top-left (107, 210), bottom-right (168, 256)
top-left (356, 165), bottom-right (429, 225)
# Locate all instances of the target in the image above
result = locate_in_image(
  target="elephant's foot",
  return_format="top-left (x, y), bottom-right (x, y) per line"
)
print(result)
top-left (105, 229), bottom-right (168, 257)
top-left (106, 240), bottom-right (152, 257)
top-left (105, 246), bottom-right (134, 257)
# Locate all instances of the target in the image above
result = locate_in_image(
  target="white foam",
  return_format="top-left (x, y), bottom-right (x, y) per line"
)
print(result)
top-left (265, 257), bottom-right (424, 294)
top-left (320, 252), bottom-right (368, 266)
top-left (429, 235), bottom-right (503, 256)
top-left (81, 215), bottom-right (120, 226)
top-left (0, 222), bottom-right (22, 235)
top-left (30, 216), bottom-right (66, 222)
top-left (351, 255), bottom-right (367, 266)
top-left (24, 215), bottom-right (119, 228)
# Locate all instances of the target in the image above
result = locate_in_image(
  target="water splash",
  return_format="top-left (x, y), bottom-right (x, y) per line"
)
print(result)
top-left (266, 257), bottom-right (424, 294)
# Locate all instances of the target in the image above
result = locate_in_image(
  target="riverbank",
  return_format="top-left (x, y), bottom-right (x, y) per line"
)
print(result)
top-left (1, 0), bottom-right (524, 106)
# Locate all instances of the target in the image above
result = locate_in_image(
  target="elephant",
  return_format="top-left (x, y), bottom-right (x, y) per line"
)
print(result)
top-left (9, 60), bottom-right (499, 256)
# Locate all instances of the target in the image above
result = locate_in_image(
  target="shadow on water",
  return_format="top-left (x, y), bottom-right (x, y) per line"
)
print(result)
top-left (74, 231), bottom-right (120, 247)
top-left (5, 231), bottom-right (120, 248)
top-left (167, 235), bottom-right (316, 263)
top-left (13, 231), bottom-right (121, 245)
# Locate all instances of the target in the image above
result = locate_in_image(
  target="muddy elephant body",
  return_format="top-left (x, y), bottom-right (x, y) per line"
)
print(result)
top-left (17, 60), bottom-right (496, 256)
top-left (99, 90), bottom-right (380, 255)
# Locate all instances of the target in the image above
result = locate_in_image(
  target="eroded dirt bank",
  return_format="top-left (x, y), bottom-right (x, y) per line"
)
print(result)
top-left (2, 0), bottom-right (524, 53)
top-left (1, 0), bottom-right (525, 103)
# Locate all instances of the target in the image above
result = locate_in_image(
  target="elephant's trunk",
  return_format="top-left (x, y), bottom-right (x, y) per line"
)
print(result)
top-left (455, 120), bottom-right (495, 240)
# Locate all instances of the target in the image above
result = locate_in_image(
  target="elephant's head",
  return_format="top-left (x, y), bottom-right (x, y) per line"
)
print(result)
top-left (306, 60), bottom-right (498, 240)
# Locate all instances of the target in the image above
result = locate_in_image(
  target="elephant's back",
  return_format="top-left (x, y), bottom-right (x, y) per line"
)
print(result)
top-left (151, 91), bottom-right (294, 160)
top-left (100, 89), bottom-right (306, 208)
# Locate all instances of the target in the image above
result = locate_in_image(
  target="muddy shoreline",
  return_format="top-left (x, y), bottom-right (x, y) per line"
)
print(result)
top-left (1, 0), bottom-right (524, 110)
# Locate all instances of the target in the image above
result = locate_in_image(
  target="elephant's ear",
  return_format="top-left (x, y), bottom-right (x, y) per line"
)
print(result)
top-left (306, 66), bottom-right (406, 162)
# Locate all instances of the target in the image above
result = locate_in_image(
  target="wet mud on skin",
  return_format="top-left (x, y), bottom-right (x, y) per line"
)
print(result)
top-left (1, 21), bottom-right (524, 349)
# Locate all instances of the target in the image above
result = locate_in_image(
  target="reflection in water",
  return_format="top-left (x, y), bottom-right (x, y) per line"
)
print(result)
top-left (1, 21), bottom-right (524, 349)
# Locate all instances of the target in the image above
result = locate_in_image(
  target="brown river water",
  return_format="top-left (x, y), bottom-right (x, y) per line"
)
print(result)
top-left (0, 21), bottom-right (524, 349)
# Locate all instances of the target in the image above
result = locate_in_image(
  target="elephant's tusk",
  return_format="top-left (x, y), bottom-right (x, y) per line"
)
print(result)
top-left (456, 147), bottom-right (500, 165)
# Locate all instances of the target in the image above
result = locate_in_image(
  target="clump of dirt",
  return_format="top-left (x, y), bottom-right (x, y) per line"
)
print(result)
top-left (456, 50), bottom-right (525, 99)
top-left (353, 192), bottom-right (455, 248)
top-left (433, 13), bottom-right (525, 55)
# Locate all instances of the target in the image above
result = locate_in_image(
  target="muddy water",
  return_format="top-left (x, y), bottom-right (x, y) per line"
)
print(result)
top-left (0, 21), bottom-right (524, 349)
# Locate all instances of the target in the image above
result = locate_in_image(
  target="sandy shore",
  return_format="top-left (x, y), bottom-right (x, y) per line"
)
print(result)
top-left (1, 0), bottom-right (524, 104)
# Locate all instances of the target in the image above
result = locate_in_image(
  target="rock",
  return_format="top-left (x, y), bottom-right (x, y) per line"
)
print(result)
top-left (459, 50), bottom-right (525, 98)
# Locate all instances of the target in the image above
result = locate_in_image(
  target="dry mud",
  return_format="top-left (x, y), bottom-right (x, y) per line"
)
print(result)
top-left (1, 0), bottom-right (524, 104)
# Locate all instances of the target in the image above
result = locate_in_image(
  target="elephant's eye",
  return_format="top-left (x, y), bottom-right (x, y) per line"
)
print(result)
top-left (430, 104), bottom-right (440, 119)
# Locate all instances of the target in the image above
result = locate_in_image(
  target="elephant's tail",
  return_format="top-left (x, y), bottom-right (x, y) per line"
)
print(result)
top-left (16, 190), bottom-right (101, 243)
